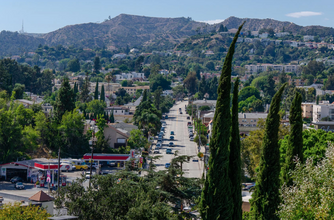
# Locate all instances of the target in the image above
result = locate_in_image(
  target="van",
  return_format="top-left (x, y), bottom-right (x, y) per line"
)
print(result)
top-left (70, 159), bottom-right (89, 170)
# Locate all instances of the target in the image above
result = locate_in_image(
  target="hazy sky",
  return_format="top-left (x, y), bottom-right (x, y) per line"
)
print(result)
top-left (0, 0), bottom-right (333, 33)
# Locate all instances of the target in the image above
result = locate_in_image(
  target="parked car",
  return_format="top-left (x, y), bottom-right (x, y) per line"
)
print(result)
top-left (165, 163), bottom-right (171, 168)
top-left (153, 150), bottom-right (160, 154)
top-left (170, 131), bottom-right (175, 135)
top-left (85, 171), bottom-right (96, 179)
top-left (180, 112), bottom-right (183, 114)
top-left (190, 137), bottom-right (194, 141)
top-left (187, 122), bottom-right (192, 126)
top-left (170, 136), bottom-right (174, 140)
top-left (169, 142), bottom-right (174, 147)
top-left (166, 148), bottom-right (173, 154)
top-left (187, 116), bottom-right (190, 120)
top-left (244, 183), bottom-right (256, 191)
top-left (10, 176), bottom-right (23, 184)
top-left (189, 134), bottom-right (194, 138)
top-left (15, 182), bottom-right (25, 190)
top-left (165, 115), bottom-right (168, 119)
top-left (156, 143), bottom-right (162, 149)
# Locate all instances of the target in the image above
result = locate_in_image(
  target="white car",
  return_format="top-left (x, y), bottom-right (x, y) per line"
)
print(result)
top-left (85, 171), bottom-right (96, 179)
top-left (15, 182), bottom-right (25, 190)
top-left (190, 137), bottom-right (194, 141)
top-left (156, 143), bottom-right (162, 149)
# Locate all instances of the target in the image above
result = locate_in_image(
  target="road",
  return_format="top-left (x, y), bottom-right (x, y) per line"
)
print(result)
top-left (154, 101), bottom-right (203, 178)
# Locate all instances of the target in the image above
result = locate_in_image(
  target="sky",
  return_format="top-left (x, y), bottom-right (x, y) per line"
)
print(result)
top-left (0, 0), bottom-right (333, 33)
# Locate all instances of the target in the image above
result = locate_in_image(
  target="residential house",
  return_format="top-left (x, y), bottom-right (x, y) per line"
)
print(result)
top-left (275, 32), bottom-right (290, 37)
top-left (108, 121), bottom-right (138, 134)
top-left (104, 125), bottom-right (130, 148)
top-left (162, 90), bottom-right (173, 97)
top-left (105, 106), bottom-right (130, 116)
top-left (159, 69), bottom-right (169, 75)
top-left (303, 35), bottom-right (314, 41)
top-left (238, 113), bottom-right (268, 127)
top-left (259, 33), bottom-right (268, 38)
top-left (112, 53), bottom-right (127, 59)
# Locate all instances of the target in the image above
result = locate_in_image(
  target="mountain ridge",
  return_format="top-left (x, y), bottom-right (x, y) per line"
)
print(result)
top-left (1, 14), bottom-right (334, 57)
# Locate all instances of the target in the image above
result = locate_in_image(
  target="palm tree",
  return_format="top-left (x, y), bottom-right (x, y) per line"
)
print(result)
top-left (138, 110), bottom-right (161, 137)
top-left (105, 73), bottom-right (112, 97)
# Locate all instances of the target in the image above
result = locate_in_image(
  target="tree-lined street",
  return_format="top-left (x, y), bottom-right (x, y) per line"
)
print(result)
top-left (154, 101), bottom-right (204, 178)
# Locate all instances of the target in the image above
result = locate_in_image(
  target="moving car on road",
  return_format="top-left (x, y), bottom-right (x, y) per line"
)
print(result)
top-left (166, 148), bottom-right (173, 154)
top-left (169, 142), bottom-right (174, 147)
top-left (15, 182), bottom-right (25, 190)
top-left (187, 116), bottom-right (190, 120)
top-left (170, 131), bottom-right (175, 135)
top-left (156, 143), bottom-right (162, 149)
top-left (190, 137), bottom-right (194, 141)
top-left (170, 136), bottom-right (174, 140)
top-left (165, 163), bottom-right (171, 168)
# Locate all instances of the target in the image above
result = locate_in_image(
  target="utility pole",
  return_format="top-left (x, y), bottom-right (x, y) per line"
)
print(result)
top-left (57, 147), bottom-right (60, 196)
top-left (89, 132), bottom-right (95, 188)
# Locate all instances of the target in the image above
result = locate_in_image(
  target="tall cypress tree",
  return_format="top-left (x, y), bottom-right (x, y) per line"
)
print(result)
top-left (100, 85), bottom-right (105, 102)
top-left (229, 78), bottom-right (242, 220)
top-left (110, 110), bottom-right (115, 123)
top-left (250, 83), bottom-right (287, 220)
top-left (281, 92), bottom-right (303, 185)
top-left (199, 22), bottom-right (245, 220)
top-left (54, 77), bottom-right (75, 122)
top-left (94, 80), bottom-right (99, 100)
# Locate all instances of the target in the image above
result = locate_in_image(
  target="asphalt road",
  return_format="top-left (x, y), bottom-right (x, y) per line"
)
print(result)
top-left (154, 101), bottom-right (203, 178)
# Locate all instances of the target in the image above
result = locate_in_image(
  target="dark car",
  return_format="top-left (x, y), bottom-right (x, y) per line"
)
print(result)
top-left (187, 116), bottom-right (190, 120)
top-left (10, 176), bottom-right (23, 184)
top-left (189, 134), bottom-right (194, 138)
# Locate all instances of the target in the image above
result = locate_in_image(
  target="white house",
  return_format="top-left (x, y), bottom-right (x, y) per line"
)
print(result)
top-left (259, 33), bottom-right (268, 39)
top-left (162, 90), bottom-right (173, 97)
top-left (304, 35), bottom-right (315, 41)
top-left (275, 32), bottom-right (290, 37)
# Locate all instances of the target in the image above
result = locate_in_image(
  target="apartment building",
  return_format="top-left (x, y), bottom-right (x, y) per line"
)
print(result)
top-left (301, 102), bottom-right (315, 119)
top-left (115, 72), bottom-right (145, 81)
top-left (245, 64), bottom-right (300, 74)
top-left (312, 101), bottom-right (334, 122)
top-left (122, 86), bottom-right (150, 95)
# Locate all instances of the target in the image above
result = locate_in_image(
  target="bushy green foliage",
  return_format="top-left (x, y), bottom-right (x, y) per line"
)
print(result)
top-left (278, 145), bottom-right (334, 219)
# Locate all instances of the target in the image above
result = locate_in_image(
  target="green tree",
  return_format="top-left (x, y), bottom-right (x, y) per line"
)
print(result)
top-left (100, 85), bottom-right (105, 102)
top-left (86, 99), bottom-right (106, 118)
top-left (127, 129), bottom-right (149, 150)
top-left (58, 110), bottom-right (90, 157)
top-left (153, 86), bottom-right (163, 110)
top-left (238, 86), bottom-right (260, 102)
top-left (199, 22), bottom-right (245, 220)
top-left (281, 92), bottom-right (303, 186)
top-left (79, 72), bottom-right (91, 103)
top-left (54, 77), bottom-right (75, 122)
top-left (94, 80), bottom-right (99, 100)
top-left (67, 58), bottom-right (80, 72)
top-left (0, 202), bottom-right (51, 219)
top-left (94, 56), bottom-right (101, 74)
top-left (12, 83), bottom-right (25, 99)
top-left (183, 72), bottom-right (197, 94)
top-left (95, 115), bottom-right (109, 152)
top-left (229, 78), bottom-right (242, 220)
top-left (109, 110), bottom-right (115, 123)
top-left (250, 83), bottom-right (286, 220)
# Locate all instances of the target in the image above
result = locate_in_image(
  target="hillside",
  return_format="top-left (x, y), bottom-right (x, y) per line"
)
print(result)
top-left (0, 31), bottom-right (45, 56)
top-left (216, 16), bottom-right (334, 36)
top-left (1, 14), bottom-right (334, 57)
top-left (42, 14), bottom-right (208, 49)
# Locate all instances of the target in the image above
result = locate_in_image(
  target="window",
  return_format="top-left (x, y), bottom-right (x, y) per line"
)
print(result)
top-left (117, 138), bottom-right (126, 143)
top-left (254, 120), bottom-right (256, 122)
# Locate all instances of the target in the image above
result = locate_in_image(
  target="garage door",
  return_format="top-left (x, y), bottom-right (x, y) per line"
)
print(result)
top-left (6, 168), bottom-right (27, 181)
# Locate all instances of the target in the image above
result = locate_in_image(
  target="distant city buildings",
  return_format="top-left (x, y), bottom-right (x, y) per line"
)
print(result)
top-left (245, 64), bottom-right (300, 74)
